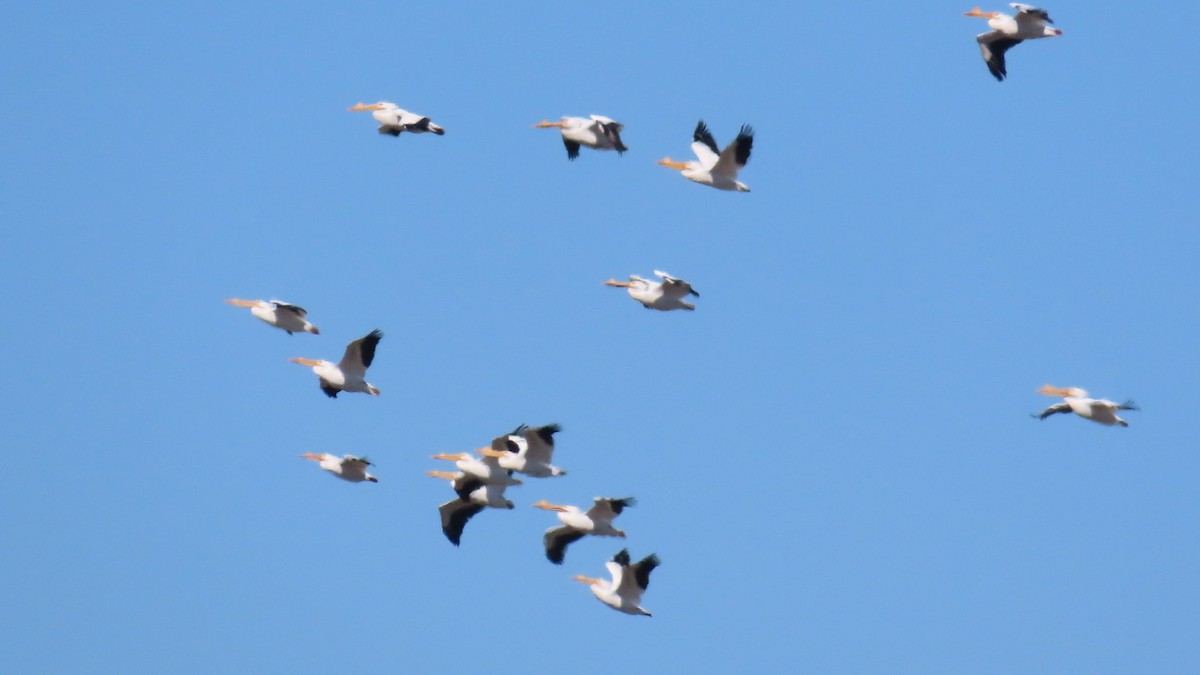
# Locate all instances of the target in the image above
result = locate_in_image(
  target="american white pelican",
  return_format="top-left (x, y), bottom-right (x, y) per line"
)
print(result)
top-left (574, 548), bottom-right (660, 616)
top-left (300, 452), bottom-right (378, 482)
top-left (433, 475), bottom-right (517, 546)
top-left (226, 298), bottom-right (319, 335)
top-left (533, 115), bottom-right (627, 160)
top-left (657, 120), bottom-right (753, 192)
top-left (428, 450), bottom-right (520, 486)
top-left (964, 4), bottom-right (1062, 81)
top-left (290, 329), bottom-right (383, 398)
top-left (486, 424), bottom-right (566, 477)
top-left (1033, 385), bottom-right (1138, 427)
top-left (348, 101), bottom-right (446, 136)
top-left (603, 270), bottom-right (699, 311)
top-left (534, 497), bottom-right (635, 564)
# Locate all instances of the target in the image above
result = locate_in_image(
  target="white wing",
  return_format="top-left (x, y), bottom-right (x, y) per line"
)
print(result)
top-left (520, 426), bottom-right (556, 464)
top-left (710, 126), bottom-right (753, 178)
top-left (337, 330), bottom-right (382, 376)
top-left (691, 141), bottom-right (720, 170)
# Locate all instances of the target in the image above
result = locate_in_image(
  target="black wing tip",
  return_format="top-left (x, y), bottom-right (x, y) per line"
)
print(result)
top-left (607, 497), bottom-right (637, 513)
top-left (738, 124), bottom-right (754, 138)
top-left (613, 548), bottom-right (632, 566)
top-left (1121, 399), bottom-right (1139, 411)
top-left (365, 329), bottom-right (384, 340)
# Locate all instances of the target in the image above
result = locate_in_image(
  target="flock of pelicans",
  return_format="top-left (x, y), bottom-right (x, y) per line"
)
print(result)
top-left (224, 4), bottom-right (1110, 618)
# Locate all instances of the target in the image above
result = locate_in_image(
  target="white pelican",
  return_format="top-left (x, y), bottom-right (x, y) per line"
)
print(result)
top-left (603, 270), bottom-right (699, 311)
top-left (433, 475), bottom-right (517, 546)
top-left (1033, 385), bottom-right (1138, 427)
top-left (534, 497), bottom-right (635, 564)
top-left (574, 548), bottom-right (660, 617)
top-left (226, 298), bottom-right (319, 335)
top-left (486, 424), bottom-right (566, 477)
top-left (348, 101), bottom-right (446, 136)
top-left (533, 115), bottom-right (627, 160)
top-left (428, 450), bottom-right (520, 486)
top-left (290, 329), bottom-right (383, 398)
top-left (964, 4), bottom-right (1062, 81)
top-left (657, 120), bottom-right (753, 192)
top-left (299, 452), bottom-right (378, 483)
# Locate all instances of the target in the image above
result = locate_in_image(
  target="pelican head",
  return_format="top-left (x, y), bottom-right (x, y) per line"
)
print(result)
top-left (963, 7), bottom-right (1000, 19)
top-left (348, 102), bottom-right (389, 112)
top-left (572, 575), bottom-right (600, 586)
top-left (477, 447), bottom-right (509, 459)
top-left (532, 500), bottom-right (569, 512)
top-left (426, 470), bottom-right (459, 480)
top-left (1038, 384), bottom-right (1089, 398)
top-left (603, 278), bottom-right (633, 288)
top-left (289, 357), bottom-right (323, 367)
top-left (431, 452), bottom-right (471, 461)
top-left (533, 119), bottom-right (567, 129)
top-left (225, 298), bottom-right (261, 308)
top-left (657, 157), bottom-right (691, 171)
top-left (299, 452), bottom-right (328, 462)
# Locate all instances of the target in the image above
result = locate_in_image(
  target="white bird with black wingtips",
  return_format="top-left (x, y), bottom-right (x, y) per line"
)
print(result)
top-left (1033, 385), bottom-right (1138, 427)
top-left (226, 298), bottom-right (319, 335)
top-left (534, 497), bottom-right (635, 564)
top-left (574, 548), bottom-right (660, 616)
top-left (299, 453), bottom-right (378, 483)
top-left (487, 424), bottom-right (567, 477)
top-left (604, 270), bottom-right (700, 311)
top-left (964, 4), bottom-right (1062, 81)
top-left (534, 115), bottom-right (627, 160)
top-left (657, 120), bottom-right (753, 191)
top-left (348, 101), bottom-right (446, 136)
top-left (290, 330), bottom-right (383, 398)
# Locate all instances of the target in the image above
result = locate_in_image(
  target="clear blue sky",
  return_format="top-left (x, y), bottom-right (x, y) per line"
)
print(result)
top-left (2, 2), bottom-right (1197, 673)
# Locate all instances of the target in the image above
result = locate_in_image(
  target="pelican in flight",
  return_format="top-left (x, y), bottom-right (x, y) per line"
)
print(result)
top-left (290, 329), bottom-right (383, 398)
top-left (428, 450), bottom-right (520, 486)
top-left (226, 298), bottom-right (319, 335)
top-left (657, 120), bottom-right (753, 191)
top-left (299, 453), bottom-right (378, 483)
top-left (1033, 385), bottom-right (1138, 427)
top-left (533, 115), bottom-right (627, 160)
top-left (604, 270), bottom-right (699, 311)
top-left (534, 497), bottom-right (635, 564)
top-left (348, 101), bottom-right (445, 136)
top-left (574, 548), bottom-right (660, 616)
top-left (487, 424), bottom-right (566, 477)
top-left (432, 474), bottom-right (518, 546)
top-left (964, 4), bottom-right (1062, 81)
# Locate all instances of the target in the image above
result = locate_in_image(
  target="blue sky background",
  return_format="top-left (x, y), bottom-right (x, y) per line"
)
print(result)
top-left (3, 2), bottom-right (1197, 673)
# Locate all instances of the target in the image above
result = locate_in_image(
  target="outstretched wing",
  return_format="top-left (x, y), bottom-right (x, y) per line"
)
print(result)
top-left (586, 497), bottom-right (636, 521)
top-left (711, 125), bottom-right (753, 177)
top-left (439, 499), bottom-right (485, 546)
top-left (520, 424), bottom-right (561, 464)
top-left (978, 33), bottom-right (1022, 81)
top-left (339, 329), bottom-right (383, 374)
top-left (544, 525), bottom-right (587, 565)
top-left (1035, 402), bottom-right (1073, 420)
top-left (270, 300), bottom-right (307, 318)
top-left (563, 138), bottom-right (581, 160)
top-left (690, 120), bottom-right (721, 169)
